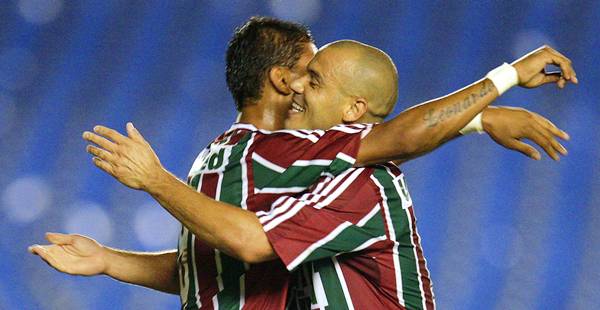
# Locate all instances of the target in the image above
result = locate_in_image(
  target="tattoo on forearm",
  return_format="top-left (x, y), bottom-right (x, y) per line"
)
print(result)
top-left (423, 80), bottom-right (495, 128)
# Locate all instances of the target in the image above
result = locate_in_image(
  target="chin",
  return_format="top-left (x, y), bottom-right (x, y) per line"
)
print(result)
top-left (284, 120), bottom-right (299, 130)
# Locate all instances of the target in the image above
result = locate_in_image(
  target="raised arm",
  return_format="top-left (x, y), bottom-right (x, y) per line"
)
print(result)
top-left (356, 45), bottom-right (577, 165)
top-left (81, 124), bottom-right (275, 264)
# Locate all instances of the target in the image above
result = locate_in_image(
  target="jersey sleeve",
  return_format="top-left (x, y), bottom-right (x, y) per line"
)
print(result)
top-left (251, 124), bottom-right (374, 193)
top-left (257, 168), bottom-right (389, 271)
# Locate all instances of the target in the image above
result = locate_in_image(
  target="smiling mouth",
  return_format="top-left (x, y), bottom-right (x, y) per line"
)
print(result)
top-left (291, 101), bottom-right (305, 113)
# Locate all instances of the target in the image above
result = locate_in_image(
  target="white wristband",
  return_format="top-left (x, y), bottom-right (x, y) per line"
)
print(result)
top-left (486, 63), bottom-right (519, 96)
top-left (459, 112), bottom-right (484, 135)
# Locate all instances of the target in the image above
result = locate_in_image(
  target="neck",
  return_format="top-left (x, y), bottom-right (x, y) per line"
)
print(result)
top-left (238, 96), bottom-right (289, 131)
top-left (356, 113), bottom-right (384, 124)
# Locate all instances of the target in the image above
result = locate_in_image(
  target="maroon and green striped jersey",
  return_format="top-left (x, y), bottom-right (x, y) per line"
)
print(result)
top-left (177, 123), bottom-right (371, 309)
top-left (259, 164), bottom-right (435, 309)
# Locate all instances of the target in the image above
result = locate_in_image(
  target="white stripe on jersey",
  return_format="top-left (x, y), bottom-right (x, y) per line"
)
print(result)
top-left (332, 256), bottom-right (355, 310)
top-left (261, 169), bottom-right (361, 230)
top-left (331, 125), bottom-right (363, 134)
top-left (312, 271), bottom-right (329, 309)
top-left (258, 197), bottom-right (295, 224)
top-left (215, 249), bottom-right (224, 290)
top-left (252, 152), bottom-right (286, 173)
top-left (260, 129), bottom-right (320, 143)
top-left (229, 123), bottom-right (258, 131)
top-left (385, 166), bottom-right (430, 309)
top-left (239, 274), bottom-right (246, 310)
top-left (255, 186), bottom-right (307, 194)
top-left (240, 133), bottom-right (255, 210)
top-left (191, 234), bottom-right (202, 307)
top-left (356, 204), bottom-right (381, 227)
top-left (371, 175), bottom-right (405, 307)
top-left (287, 222), bottom-right (353, 271)
top-left (292, 159), bottom-right (332, 166)
top-left (336, 152), bottom-right (356, 165)
top-left (315, 169), bottom-right (364, 208)
top-left (347, 235), bottom-right (387, 253)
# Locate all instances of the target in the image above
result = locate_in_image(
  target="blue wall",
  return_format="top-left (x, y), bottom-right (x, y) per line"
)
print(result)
top-left (1, 1), bottom-right (598, 309)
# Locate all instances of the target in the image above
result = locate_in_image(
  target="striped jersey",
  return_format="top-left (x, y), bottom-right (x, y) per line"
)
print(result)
top-left (259, 164), bottom-right (435, 309)
top-left (177, 122), bottom-right (371, 309)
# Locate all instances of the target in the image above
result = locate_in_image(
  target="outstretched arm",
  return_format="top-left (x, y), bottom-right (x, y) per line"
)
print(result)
top-left (29, 233), bottom-right (179, 294)
top-left (356, 45), bottom-right (577, 165)
top-left (391, 105), bottom-right (571, 165)
top-left (82, 124), bottom-right (276, 264)
top-left (75, 46), bottom-right (576, 265)
top-left (79, 104), bottom-right (569, 264)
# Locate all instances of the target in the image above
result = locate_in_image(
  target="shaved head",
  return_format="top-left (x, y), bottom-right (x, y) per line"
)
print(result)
top-left (321, 40), bottom-right (399, 119)
top-left (285, 39), bottom-right (399, 130)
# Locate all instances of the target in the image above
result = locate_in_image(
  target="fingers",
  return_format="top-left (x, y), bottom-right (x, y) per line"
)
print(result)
top-left (83, 131), bottom-right (116, 152)
top-left (29, 245), bottom-right (67, 272)
top-left (545, 47), bottom-right (578, 83)
top-left (126, 122), bottom-right (145, 143)
top-left (93, 125), bottom-right (128, 144)
top-left (507, 140), bottom-right (541, 160)
top-left (46, 232), bottom-right (73, 245)
top-left (532, 113), bottom-right (570, 140)
top-left (86, 145), bottom-right (113, 162)
top-left (92, 157), bottom-right (115, 175)
top-left (530, 125), bottom-right (562, 160)
top-left (28, 244), bottom-right (41, 254)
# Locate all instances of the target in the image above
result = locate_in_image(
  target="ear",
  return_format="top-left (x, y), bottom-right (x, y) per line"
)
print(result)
top-left (268, 66), bottom-right (292, 95)
top-left (342, 98), bottom-right (368, 123)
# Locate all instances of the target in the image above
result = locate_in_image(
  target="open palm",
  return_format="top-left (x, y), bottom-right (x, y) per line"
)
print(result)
top-left (29, 233), bottom-right (107, 276)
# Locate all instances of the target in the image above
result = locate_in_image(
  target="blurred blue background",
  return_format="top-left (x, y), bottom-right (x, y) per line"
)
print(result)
top-left (0, 0), bottom-right (598, 309)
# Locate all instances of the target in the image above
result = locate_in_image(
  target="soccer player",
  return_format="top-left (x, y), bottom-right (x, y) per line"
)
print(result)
top-left (30, 18), bottom-right (575, 309)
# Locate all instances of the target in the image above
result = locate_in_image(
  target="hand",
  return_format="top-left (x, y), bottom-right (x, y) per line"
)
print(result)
top-left (481, 106), bottom-right (569, 160)
top-left (29, 233), bottom-right (107, 276)
top-left (82, 123), bottom-right (164, 191)
top-left (512, 45), bottom-right (578, 89)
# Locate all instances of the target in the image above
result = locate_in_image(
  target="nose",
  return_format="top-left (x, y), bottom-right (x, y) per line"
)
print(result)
top-left (290, 75), bottom-right (307, 94)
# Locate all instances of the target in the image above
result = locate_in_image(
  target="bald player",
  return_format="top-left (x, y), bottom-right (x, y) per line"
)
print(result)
top-left (30, 20), bottom-right (575, 310)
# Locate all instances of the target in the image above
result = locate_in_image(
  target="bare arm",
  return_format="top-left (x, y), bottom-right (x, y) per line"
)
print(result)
top-left (80, 102), bottom-right (570, 265)
top-left (103, 247), bottom-right (179, 294)
top-left (359, 78), bottom-right (496, 165)
top-left (357, 45), bottom-right (577, 166)
top-left (83, 124), bottom-right (275, 264)
top-left (148, 169), bottom-right (276, 263)
top-left (391, 105), bottom-right (571, 165)
top-left (78, 45), bottom-right (577, 265)
top-left (29, 233), bottom-right (179, 294)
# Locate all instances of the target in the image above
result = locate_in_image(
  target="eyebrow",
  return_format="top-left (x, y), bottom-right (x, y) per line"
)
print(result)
top-left (308, 68), bottom-right (323, 85)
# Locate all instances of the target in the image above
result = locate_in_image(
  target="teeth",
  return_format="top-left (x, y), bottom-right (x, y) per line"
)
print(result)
top-left (292, 102), bottom-right (305, 112)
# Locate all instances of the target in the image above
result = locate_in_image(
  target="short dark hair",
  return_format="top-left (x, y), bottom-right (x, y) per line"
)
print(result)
top-left (226, 16), bottom-right (314, 110)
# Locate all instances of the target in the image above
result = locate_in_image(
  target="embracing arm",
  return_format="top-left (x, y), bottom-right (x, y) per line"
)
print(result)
top-left (148, 168), bottom-right (276, 263)
top-left (79, 102), bottom-right (570, 266)
top-left (359, 78), bottom-right (497, 165)
top-left (83, 124), bottom-right (276, 264)
top-left (356, 45), bottom-right (577, 166)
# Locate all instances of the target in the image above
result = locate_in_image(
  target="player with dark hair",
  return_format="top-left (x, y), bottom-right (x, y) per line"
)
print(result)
top-left (30, 17), bottom-right (575, 309)
top-left (226, 16), bottom-right (314, 112)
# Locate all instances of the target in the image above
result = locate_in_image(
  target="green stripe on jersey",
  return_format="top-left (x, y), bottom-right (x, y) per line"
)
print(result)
top-left (327, 157), bottom-right (355, 176)
top-left (302, 213), bottom-right (386, 265)
top-left (214, 133), bottom-right (252, 309)
top-left (183, 175), bottom-right (200, 309)
top-left (313, 259), bottom-right (350, 310)
top-left (373, 169), bottom-right (423, 310)
top-left (253, 154), bottom-right (355, 190)
top-left (254, 164), bottom-right (331, 189)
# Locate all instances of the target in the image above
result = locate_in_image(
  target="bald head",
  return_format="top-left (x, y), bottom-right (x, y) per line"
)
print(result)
top-left (320, 40), bottom-right (399, 119)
